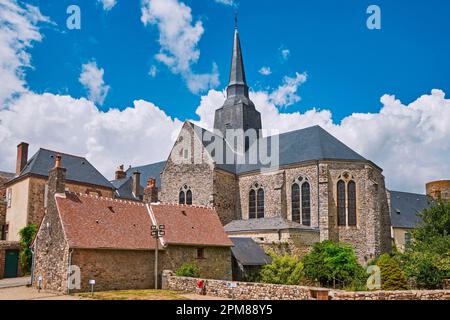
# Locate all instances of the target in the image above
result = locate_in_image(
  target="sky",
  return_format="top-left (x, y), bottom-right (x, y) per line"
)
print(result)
top-left (0, 0), bottom-right (449, 193)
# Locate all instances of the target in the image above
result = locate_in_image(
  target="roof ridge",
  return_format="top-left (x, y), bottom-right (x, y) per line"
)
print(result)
top-left (158, 202), bottom-right (214, 210)
top-left (39, 147), bottom-right (88, 160)
top-left (67, 191), bottom-right (146, 206)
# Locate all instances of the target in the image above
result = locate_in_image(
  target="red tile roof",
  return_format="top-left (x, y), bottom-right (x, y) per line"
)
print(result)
top-left (55, 193), bottom-right (232, 250)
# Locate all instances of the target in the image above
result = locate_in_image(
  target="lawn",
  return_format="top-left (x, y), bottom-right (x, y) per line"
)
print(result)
top-left (77, 289), bottom-right (189, 300)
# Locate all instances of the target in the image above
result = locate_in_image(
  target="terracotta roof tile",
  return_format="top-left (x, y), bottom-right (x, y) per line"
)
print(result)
top-left (55, 193), bottom-right (232, 250)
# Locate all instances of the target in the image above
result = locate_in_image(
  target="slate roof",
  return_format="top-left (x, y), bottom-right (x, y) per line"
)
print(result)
top-left (54, 192), bottom-right (232, 250)
top-left (389, 191), bottom-right (430, 229)
top-left (230, 237), bottom-right (272, 266)
top-left (9, 148), bottom-right (113, 189)
top-left (224, 217), bottom-right (319, 233)
top-left (111, 177), bottom-right (143, 201)
top-left (126, 161), bottom-right (166, 189)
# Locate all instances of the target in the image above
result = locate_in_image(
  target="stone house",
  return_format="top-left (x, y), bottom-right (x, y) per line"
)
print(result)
top-left (32, 156), bottom-right (232, 293)
top-left (123, 26), bottom-right (393, 264)
top-left (4, 143), bottom-right (115, 242)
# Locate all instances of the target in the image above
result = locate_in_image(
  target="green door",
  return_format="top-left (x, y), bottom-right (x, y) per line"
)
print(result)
top-left (4, 250), bottom-right (19, 278)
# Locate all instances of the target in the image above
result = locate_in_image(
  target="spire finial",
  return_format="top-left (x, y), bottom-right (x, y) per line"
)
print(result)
top-left (234, 10), bottom-right (238, 30)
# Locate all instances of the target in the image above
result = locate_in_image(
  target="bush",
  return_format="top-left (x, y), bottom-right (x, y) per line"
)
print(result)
top-left (376, 254), bottom-right (408, 290)
top-left (175, 263), bottom-right (201, 278)
top-left (259, 252), bottom-right (303, 285)
top-left (302, 241), bottom-right (367, 289)
top-left (19, 224), bottom-right (38, 274)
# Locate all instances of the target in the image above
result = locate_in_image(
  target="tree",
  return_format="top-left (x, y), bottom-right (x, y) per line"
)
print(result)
top-left (376, 254), bottom-right (408, 290)
top-left (259, 252), bottom-right (304, 285)
top-left (302, 241), bottom-right (367, 289)
top-left (175, 263), bottom-right (201, 278)
top-left (18, 224), bottom-right (38, 274)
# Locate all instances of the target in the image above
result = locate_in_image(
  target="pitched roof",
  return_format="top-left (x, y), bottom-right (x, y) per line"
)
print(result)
top-left (389, 191), bottom-right (430, 229)
top-left (230, 237), bottom-right (272, 266)
top-left (10, 148), bottom-right (113, 189)
top-left (54, 193), bottom-right (232, 250)
top-left (111, 177), bottom-right (143, 201)
top-left (126, 161), bottom-right (166, 189)
top-left (150, 204), bottom-right (233, 247)
top-left (225, 217), bottom-right (319, 233)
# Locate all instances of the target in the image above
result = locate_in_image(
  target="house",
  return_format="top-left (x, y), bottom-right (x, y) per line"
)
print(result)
top-left (0, 171), bottom-right (14, 240)
top-left (230, 237), bottom-right (272, 281)
top-left (32, 155), bottom-right (232, 293)
top-left (4, 143), bottom-right (115, 241)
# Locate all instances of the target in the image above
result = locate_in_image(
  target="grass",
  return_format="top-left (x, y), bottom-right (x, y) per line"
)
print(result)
top-left (77, 289), bottom-right (189, 300)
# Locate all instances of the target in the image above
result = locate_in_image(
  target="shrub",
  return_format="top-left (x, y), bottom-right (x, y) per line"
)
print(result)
top-left (259, 252), bottom-right (303, 285)
top-left (376, 254), bottom-right (408, 291)
top-left (175, 263), bottom-right (201, 278)
top-left (18, 224), bottom-right (38, 274)
top-left (302, 241), bottom-right (367, 289)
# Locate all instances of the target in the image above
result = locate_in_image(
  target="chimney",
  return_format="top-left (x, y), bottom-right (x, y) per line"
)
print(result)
top-left (16, 142), bottom-right (29, 176)
top-left (132, 171), bottom-right (141, 198)
top-left (47, 154), bottom-right (66, 207)
top-left (115, 165), bottom-right (126, 180)
top-left (144, 178), bottom-right (159, 203)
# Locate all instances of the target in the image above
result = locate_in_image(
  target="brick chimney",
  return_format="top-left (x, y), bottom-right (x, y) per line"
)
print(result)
top-left (47, 154), bottom-right (66, 207)
top-left (115, 165), bottom-right (126, 180)
top-left (16, 142), bottom-right (29, 176)
top-left (132, 171), bottom-right (141, 198)
top-left (144, 178), bottom-right (159, 203)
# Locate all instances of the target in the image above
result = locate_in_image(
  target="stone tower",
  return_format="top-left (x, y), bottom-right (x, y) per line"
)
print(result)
top-left (214, 26), bottom-right (262, 141)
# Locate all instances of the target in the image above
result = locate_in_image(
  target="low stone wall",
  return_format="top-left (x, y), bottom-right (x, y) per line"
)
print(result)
top-left (331, 290), bottom-right (450, 300)
top-left (164, 273), bottom-right (450, 301)
top-left (0, 241), bottom-right (22, 279)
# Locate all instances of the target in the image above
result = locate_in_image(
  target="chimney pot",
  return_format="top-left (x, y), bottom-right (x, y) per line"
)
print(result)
top-left (132, 171), bottom-right (141, 199)
top-left (16, 142), bottom-right (29, 176)
top-left (55, 154), bottom-right (62, 168)
top-left (144, 177), bottom-right (158, 204)
top-left (115, 164), bottom-right (126, 180)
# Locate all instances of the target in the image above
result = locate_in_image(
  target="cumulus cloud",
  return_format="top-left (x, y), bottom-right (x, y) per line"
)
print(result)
top-left (0, 0), bottom-right (51, 107)
top-left (98, 0), bottom-right (117, 11)
top-left (280, 47), bottom-right (290, 61)
top-left (269, 72), bottom-right (307, 107)
top-left (214, 0), bottom-right (235, 6)
top-left (141, 0), bottom-right (219, 94)
top-left (259, 67), bottom-right (272, 76)
top-left (148, 65), bottom-right (158, 78)
top-left (79, 61), bottom-right (110, 106)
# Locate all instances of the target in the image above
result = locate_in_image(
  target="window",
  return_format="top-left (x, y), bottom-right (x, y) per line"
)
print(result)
top-left (291, 183), bottom-right (301, 223)
top-left (347, 181), bottom-right (357, 226)
top-left (186, 190), bottom-right (193, 205)
top-left (257, 188), bottom-right (265, 219)
top-left (6, 188), bottom-right (12, 208)
top-left (197, 248), bottom-right (205, 259)
top-left (0, 225), bottom-right (5, 241)
top-left (3, 224), bottom-right (8, 241)
top-left (337, 180), bottom-right (346, 226)
top-left (249, 183), bottom-right (264, 219)
top-left (405, 232), bottom-right (412, 248)
top-left (179, 191), bottom-right (185, 205)
top-left (249, 189), bottom-right (256, 219)
top-left (301, 182), bottom-right (311, 226)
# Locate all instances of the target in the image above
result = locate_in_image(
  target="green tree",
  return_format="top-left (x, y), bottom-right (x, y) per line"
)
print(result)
top-left (259, 252), bottom-right (304, 285)
top-left (376, 254), bottom-right (408, 290)
top-left (18, 224), bottom-right (38, 274)
top-left (302, 241), bottom-right (367, 289)
top-left (175, 263), bottom-right (201, 278)
top-left (397, 200), bottom-right (450, 289)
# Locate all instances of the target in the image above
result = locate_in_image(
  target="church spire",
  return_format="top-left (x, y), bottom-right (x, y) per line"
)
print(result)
top-left (226, 25), bottom-right (249, 100)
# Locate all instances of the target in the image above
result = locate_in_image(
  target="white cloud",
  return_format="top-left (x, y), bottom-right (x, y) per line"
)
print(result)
top-left (280, 48), bottom-right (290, 61)
top-left (140, 0), bottom-right (219, 94)
top-left (148, 65), bottom-right (158, 78)
top-left (98, 0), bottom-right (117, 11)
top-left (0, 0), bottom-right (50, 107)
top-left (259, 67), bottom-right (272, 76)
top-left (79, 61), bottom-right (110, 106)
top-left (214, 0), bottom-right (235, 6)
top-left (269, 72), bottom-right (307, 107)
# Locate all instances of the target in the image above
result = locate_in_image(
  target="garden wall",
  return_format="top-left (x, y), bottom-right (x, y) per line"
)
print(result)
top-left (163, 272), bottom-right (450, 300)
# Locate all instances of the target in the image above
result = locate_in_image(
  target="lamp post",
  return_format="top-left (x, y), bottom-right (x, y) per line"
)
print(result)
top-left (151, 224), bottom-right (165, 290)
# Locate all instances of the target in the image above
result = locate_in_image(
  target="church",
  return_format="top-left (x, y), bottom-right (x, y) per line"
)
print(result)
top-left (116, 26), bottom-right (393, 264)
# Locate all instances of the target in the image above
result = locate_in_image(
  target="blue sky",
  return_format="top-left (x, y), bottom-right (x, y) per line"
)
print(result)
top-left (1, 0), bottom-right (450, 192)
top-left (26, 0), bottom-right (450, 121)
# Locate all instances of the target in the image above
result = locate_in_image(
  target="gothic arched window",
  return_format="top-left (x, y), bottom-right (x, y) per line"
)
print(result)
top-left (291, 183), bottom-right (301, 223)
top-left (337, 180), bottom-right (346, 226)
top-left (301, 182), bottom-right (311, 226)
top-left (186, 190), bottom-right (193, 206)
top-left (257, 188), bottom-right (265, 219)
top-left (179, 191), bottom-right (185, 205)
top-left (347, 181), bottom-right (357, 226)
top-left (249, 189), bottom-right (256, 219)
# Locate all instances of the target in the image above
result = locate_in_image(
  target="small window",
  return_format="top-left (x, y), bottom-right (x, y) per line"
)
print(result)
top-left (6, 188), bottom-right (12, 208)
top-left (337, 180), bottom-right (346, 226)
top-left (257, 188), bottom-right (265, 219)
top-left (291, 183), bottom-right (300, 223)
top-left (301, 182), bottom-right (311, 226)
top-left (197, 248), bottom-right (205, 259)
top-left (179, 191), bottom-right (185, 205)
top-left (3, 224), bottom-right (9, 241)
top-left (249, 189), bottom-right (256, 219)
top-left (0, 225), bottom-right (5, 241)
top-left (186, 190), bottom-right (193, 205)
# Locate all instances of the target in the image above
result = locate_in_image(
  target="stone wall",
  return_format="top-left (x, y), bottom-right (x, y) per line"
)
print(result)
top-left (165, 275), bottom-right (450, 300)
top-left (0, 201), bottom-right (5, 227)
top-left (0, 241), bottom-right (22, 279)
top-left (213, 169), bottom-right (238, 225)
top-left (426, 180), bottom-right (450, 201)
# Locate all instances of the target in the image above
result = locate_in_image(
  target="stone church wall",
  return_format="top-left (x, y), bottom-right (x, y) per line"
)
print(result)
top-left (213, 169), bottom-right (238, 225)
